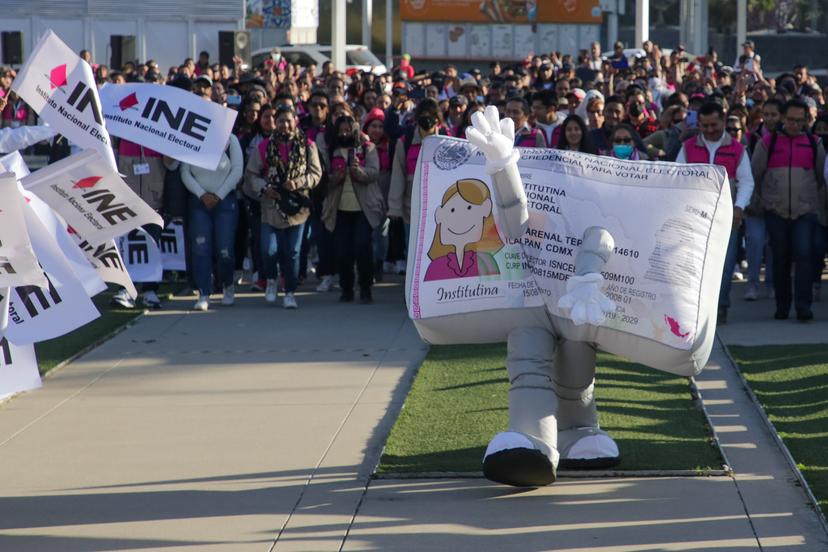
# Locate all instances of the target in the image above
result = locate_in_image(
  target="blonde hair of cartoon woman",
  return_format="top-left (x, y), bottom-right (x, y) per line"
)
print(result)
top-left (427, 178), bottom-right (505, 260)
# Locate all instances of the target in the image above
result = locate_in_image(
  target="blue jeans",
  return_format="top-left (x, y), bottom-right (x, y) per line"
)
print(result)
top-left (766, 212), bottom-right (818, 314)
top-left (261, 222), bottom-right (305, 293)
top-left (744, 214), bottom-right (772, 286)
top-left (718, 224), bottom-right (740, 309)
top-left (188, 193), bottom-right (238, 296)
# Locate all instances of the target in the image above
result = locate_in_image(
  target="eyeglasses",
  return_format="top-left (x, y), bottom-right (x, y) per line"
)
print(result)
top-left (613, 137), bottom-right (633, 144)
top-left (726, 127), bottom-right (742, 133)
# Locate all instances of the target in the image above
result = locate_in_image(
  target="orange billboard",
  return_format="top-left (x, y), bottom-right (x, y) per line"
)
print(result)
top-left (400, 0), bottom-right (602, 24)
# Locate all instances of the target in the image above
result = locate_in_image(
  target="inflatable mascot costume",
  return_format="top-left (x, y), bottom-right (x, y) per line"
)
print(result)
top-left (405, 106), bottom-right (732, 487)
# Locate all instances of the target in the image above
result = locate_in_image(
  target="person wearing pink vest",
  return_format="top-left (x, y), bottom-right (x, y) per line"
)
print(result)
top-left (676, 102), bottom-right (754, 325)
top-left (751, 98), bottom-right (827, 321)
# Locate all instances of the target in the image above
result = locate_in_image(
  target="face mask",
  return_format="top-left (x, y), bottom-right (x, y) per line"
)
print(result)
top-left (628, 103), bottom-right (643, 117)
top-left (418, 115), bottom-right (437, 131)
top-left (476, 95), bottom-right (485, 103)
top-left (339, 135), bottom-right (355, 147)
top-left (746, 98), bottom-right (755, 108)
top-left (613, 144), bottom-right (634, 159)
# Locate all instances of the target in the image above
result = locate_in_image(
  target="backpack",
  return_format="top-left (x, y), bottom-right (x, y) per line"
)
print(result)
top-left (400, 124), bottom-right (449, 175)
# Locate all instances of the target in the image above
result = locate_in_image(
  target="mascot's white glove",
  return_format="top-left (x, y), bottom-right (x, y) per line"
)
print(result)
top-left (465, 106), bottom-right (528, 240)
top-left (465, 106), bottom-right (521, 175)
top-left (558, 273), bottom-right (616, 326)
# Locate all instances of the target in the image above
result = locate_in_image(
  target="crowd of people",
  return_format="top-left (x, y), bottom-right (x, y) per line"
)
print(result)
top-left (2, 38), bottom-right (826, 320)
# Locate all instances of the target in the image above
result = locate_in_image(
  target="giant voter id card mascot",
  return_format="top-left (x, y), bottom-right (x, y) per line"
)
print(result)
top-left (405, 106), bottom-right (732, 487)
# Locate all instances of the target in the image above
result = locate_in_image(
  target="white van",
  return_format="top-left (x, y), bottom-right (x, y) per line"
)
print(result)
top-left (251, 44), bottom-right (388, 76)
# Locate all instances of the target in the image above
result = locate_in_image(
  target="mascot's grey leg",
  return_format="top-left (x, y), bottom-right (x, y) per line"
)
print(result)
top-left (555, 340), bottom-right (620, 469)
top-left (555, 225), bottom-right (619, 469)
top-left (483, 326), bottom-right (560, 487)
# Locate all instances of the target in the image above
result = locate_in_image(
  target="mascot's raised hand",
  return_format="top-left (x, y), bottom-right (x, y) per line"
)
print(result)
top-left (466, 106), bottom-right (527, 241)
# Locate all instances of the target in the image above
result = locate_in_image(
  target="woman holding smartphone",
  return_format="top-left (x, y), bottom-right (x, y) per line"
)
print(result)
top-left (320, 114), bottom-right (383, 303)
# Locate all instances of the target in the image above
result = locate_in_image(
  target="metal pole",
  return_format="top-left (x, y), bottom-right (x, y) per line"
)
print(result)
top-left (385, 0), bottom-right (393, 70)
top-left (607, 12), bottom-right (618, 49)
top-left (363, 0), bottom-right (373, 49)
top-left (737, 0), bottom-right (747, 55)
top-left (332, 0), bottom-right (346, 72)
top-left (635, 0), bottom-right (649, 48)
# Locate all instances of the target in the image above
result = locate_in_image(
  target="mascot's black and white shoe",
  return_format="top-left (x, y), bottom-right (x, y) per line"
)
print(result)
top-left (482, 431), bottom-right (558, 487)
top-left (558, 427), bottom-right (620, 469)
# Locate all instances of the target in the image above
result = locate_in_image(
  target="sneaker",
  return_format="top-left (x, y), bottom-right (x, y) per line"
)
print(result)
top-left (796, 309), bottom-right (814, 322)
top-left (773, 310), bottom-right (789, 320)
top-left (141, 290), bottom-right (162, 310)
top-left (732, 270), bottom-right (745, 282)
top-left (383, 261), bottom-right (394, 274)
top-left (221, 284), bottom-right (235, 306)
top-left (265, 279), bottom-right (278, 303)
top-left (743, 283), bottom-right (758, 302)
top-left (111, 288), bottom-right (135, 309)
top-left (234, 270), bottom-right (244, 286)
top-left (193, 294), bottom-right (209, 311)
top-left (283, 293), bottom-right (298, 309)
top-left (316, 274), bottom-right (335, 292)
top-left (395, 260), bottom-right (407, 275)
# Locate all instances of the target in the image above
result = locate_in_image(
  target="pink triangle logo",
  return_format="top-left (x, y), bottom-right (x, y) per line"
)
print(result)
top-left (72, 176), bottom-right (103, 190)
top-left (49, 64), bottom-right (68, 90)
top-left (119, 92), bottom-right (139, 111)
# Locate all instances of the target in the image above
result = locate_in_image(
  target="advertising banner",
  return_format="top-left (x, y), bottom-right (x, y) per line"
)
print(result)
top-left (99, 83), bottom-right (238, 171)
top-left (21, 150), bottom-right (163, 247)
top-left (11, 30), bottom-right (117, 171)
top-left (409, 138), bottom-right (729, 351)
top-left (400, 0), bottom-right (602, 24)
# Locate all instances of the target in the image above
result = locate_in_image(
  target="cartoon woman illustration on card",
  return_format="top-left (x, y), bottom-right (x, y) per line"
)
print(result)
top-left (424, 178), bottom-right (504, 282)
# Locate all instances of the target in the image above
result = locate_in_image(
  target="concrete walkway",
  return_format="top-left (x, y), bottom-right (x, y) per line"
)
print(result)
top-left (0, 278), bottom-right (826, 550)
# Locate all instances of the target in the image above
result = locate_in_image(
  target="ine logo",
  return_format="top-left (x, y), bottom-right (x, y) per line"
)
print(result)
top-left (46, 64), bottom-right (104, 125)
top-left (15, 275), bottom-right (62, 318)
top-left (0, 337), bottom-right (11, 365)
top-left (0, 238), bottom-right (17, 275)
top-left (159, 228), bottom-right (178, 254)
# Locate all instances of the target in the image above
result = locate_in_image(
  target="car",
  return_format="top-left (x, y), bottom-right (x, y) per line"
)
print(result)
top-left (251, 44), bottom-right (388, 76)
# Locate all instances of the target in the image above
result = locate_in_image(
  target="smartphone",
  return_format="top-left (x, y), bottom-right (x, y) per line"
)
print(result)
top-left (686, 110), bottom-right (698, 128)
top-left (226, 95), bottom-right (242, 106)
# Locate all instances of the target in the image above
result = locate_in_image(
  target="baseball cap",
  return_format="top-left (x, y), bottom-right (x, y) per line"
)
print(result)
top-left (568, 88), bottom-right (586, 101)
top-left (742, 40), bottom-right (755, 49)
top-left (194, 74), bottom-right (212, 86)
top-left (449, 95), bottom-right (468, 106)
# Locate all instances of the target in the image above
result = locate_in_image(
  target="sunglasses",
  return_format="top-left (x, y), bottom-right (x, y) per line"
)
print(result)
top-left (726, 127), bottom-right (742, 133)
top-left (613, 137), bottom-right (633, 144)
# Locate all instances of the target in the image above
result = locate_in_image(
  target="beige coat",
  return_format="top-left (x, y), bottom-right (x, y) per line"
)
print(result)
top-left (318, 139), bottom-right (384, 232)
top-left (244, 136), bottom-right (322, 228)
top-left (388, 132), bottom-right (422, 224)
top-left (118, 155), bottom-right (166, 211)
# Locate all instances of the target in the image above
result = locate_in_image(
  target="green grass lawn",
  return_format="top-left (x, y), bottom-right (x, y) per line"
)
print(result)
top-left (729, 344), bottom-right (828, 515)
top-left (378, 343), bottom-right (723, 474)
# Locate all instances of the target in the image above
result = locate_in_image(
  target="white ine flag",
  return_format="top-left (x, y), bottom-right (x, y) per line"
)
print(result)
top-left (0, 338), bottom-right (41, 403)
top-left (99, 83), bottom-right (238, 170)
top-left (160, 220), bottom-right (186, 271)
top-left (21, 149), bottom-right (163, 247)
top-left (3, 203), bottom-right (100, 345)
top-left (70, 232), bottom-right (137, 299)
top-left (11, 29), bottom-right (117, 171)
top-left (23, 190), bottom-right (107, 298)
top-left (118, 228), bottom-right (163, 283)
top-left (0, 173), bottom-right (48, 289)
